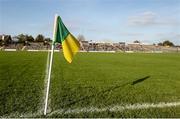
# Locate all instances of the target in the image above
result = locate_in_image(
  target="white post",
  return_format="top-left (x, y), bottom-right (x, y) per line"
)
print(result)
top-left (44, 14), bottom-right (58, 115)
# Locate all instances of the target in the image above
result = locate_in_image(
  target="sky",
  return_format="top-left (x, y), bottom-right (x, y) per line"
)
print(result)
top-left (0, 0), bottom-right (180, 44)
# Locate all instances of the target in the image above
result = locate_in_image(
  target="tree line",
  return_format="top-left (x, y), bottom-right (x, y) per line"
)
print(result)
top-left (0, 34), bottom-right (51, 46)
top-left (14, 34), bottom-right (51, 43)
top-left (0, 34), bottom-right (177, 47)
top-left (133, 40), bottom-right (175, 47)
top-left (157, 40), bottom-right (174, 47)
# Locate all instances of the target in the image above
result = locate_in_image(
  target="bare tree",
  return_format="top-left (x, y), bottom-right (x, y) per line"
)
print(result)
top-left (77, 34), bottom-right (86, 41)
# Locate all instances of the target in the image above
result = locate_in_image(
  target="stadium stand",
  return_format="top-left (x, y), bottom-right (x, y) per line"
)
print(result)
top-left (0, 34), bottom-right (180, 52)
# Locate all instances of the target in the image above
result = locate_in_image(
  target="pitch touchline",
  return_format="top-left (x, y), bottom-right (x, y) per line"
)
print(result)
top-left (49, 102), bottom-right (180, 115)
top-left (42, 51), bottom-right (51, 113)
top-left (3, 101), bottom-right (180, 117)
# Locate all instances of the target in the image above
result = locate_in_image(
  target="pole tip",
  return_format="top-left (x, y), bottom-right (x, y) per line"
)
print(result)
top-left (55, 14), bottom-right (58, 17)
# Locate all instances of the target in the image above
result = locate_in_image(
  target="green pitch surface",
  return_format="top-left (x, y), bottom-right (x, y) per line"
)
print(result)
top-left (0, 52), bottom-right (180, 117)
top-left (0, 52), bottom-right (47, 117)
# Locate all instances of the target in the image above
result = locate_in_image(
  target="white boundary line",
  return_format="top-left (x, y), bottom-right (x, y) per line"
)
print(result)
top-left (1, 101), bottom-right (180, 117)
top-left (49, 102), bottom-right (180, 115)
top-left (41, 50), bottom-right (51, 113)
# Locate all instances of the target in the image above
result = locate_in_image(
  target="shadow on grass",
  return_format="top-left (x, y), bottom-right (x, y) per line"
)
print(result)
top-left (60, 75), bottom-right (150, 108)
top-left (131, 76), bottom-right (150, 85)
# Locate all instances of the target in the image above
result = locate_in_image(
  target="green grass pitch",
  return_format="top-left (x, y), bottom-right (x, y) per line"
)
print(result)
top-left (0, 51), bottom-right (180, 117)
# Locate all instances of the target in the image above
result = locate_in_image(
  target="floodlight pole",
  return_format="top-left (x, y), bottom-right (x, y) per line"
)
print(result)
top-left (44, 14), bottom-right (58, 115)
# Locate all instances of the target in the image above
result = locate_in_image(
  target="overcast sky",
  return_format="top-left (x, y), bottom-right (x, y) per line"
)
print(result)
top-left (0, 0), bottom-right (180, 44)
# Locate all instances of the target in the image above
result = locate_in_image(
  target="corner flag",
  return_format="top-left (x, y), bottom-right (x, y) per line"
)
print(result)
top-left (54, 16), bottom-right (80, 63)
top-left (44, 15), bottom-right (80, 115)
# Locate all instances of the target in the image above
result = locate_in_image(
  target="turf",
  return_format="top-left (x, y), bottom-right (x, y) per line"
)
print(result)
top-left (0, 51), bottom-right (47, 117)
top-left (0, 52), bottom-right (180, 117)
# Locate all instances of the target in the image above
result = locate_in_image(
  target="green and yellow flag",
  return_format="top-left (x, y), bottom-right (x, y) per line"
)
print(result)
top-left (54, 16), bottom-right (80, 63)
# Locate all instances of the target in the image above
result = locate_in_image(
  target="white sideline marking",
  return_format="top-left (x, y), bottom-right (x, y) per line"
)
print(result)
top-left (2, 101), bottom-right (180, 117)
top-left (4, 49), bottom-right (17, 51)
top-left (41, 51), bottom-right (51, 113)
top-left (49, 102), bottom-right (180, 115)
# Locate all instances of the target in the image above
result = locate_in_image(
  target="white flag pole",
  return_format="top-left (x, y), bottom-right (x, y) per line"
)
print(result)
top-left (44, 14), bottom-right (58, 115)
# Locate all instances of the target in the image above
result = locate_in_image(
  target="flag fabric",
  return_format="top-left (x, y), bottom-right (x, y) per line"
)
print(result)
top-left (54, 16), bottom-right (80, 63)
